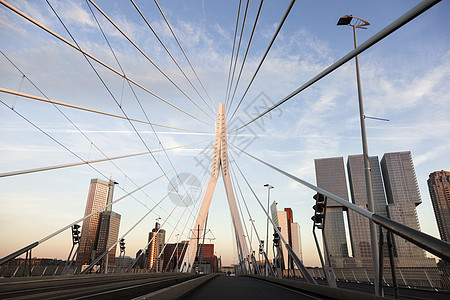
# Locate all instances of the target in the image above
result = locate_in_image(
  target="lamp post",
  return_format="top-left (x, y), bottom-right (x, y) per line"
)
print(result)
top-left (175, 234), bottom-right (180, 272)
top-left (104, 180), bottom-right (118, 274)
top-left (263, 183), bottom-right (274, 276)
top-left (337, 15), bottom-right (381, 296)
top-left (249, 218), bottom-right (255, 245)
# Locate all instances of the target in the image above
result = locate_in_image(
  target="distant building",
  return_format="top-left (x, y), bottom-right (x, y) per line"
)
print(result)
top-left (381, 151), bottom-right (425, 258)
top-left (146, 222), bottom-right (165, 271)
top-left (428, 170), bottom-right (450, 242)
top-left (291, 222), bottom-right (302, 263)
top-left (94, 211), bottom-right (121, 267)
top-left (314, 157), bottom-right (350, 259)
top-left (135, 249), bottom-right (146, 269)
top-left (115, 256), bottom-right (133, 269)
top-left (270, 203), bottom-right (303, 269)
top-left (77, 179), bottom-right (118, 266)
top-left (162, 241), bottom-right (188, 272)
top-left (196, 244), bottom-right (219, 273)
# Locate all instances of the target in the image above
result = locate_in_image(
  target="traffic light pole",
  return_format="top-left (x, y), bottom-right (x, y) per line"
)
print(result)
top-left (312, 194), bottom-right (337, 288)
top-left (62, 224), bottom-right (81, 275)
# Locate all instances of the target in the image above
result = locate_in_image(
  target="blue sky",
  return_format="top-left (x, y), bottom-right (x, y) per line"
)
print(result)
top-left (0, 0), bottom-right (449, 267)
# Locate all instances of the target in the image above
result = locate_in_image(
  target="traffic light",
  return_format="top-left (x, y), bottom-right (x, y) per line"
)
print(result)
top-left (273, 229), bottom-right (280, 247)
top-left (120, 238), bottom-right (126, 253)
top-left (72, 224), bottom-right (81, 244)
top-left (311, 193), bottom-right (327, 229)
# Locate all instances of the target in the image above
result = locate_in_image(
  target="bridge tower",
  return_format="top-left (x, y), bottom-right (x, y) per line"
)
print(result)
top-left (181, 104), bottom-right (250, 273)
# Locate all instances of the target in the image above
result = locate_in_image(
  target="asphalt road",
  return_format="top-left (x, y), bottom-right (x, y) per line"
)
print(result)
top-left (181, 275), bottom-right (327, 300)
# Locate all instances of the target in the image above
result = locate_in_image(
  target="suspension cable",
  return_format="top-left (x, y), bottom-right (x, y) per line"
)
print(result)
top-left (224, 0), bottom-right (242, 110)
top-left (0, 140), bottom-right (206, 266)
top-left (228, 0), bottom-right (295, 123)
top-left (130, 0), bottom-right (215, 116)
top-left (229, 153), bottom-right (274, 276)
top-left (226, 0), bottom-right (263, 117)
top-left (97, 159), bottom-right (206, 274)
top-left (46, 0), bottom-right (204, 214)
top-left (225, 0), bottom-right (249, 111)
top-left (1, 96), bottom-right (209, 234)
top-left (229, 148), bottom-right (316, 283)
top-left (229, 164), bottom-right (256, 266)
top-left (0, 51), bottom-right (211, 213)
top-left (81, 162), bottom-right (204, 274)
top-left (162, 169), bottom-right (206, 273)
top-left (0, 139), bottom-right (211, 178)
top-left (87, 0), bottom-right (215, 122)
top-left (153, 0), bottom-right (216, 113)
top-left (229, 0), bottom-right (441, 131)
top-left (85, 0), bottom-right (206, 218)
top-left (0, 88), bottom-right (209, 134)
top-left (0, 0), bottom-right (211, 127)
top-left (147, 165), bottom-right (210, 272)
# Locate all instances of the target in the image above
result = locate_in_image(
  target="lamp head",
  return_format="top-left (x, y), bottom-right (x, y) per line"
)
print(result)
top-left (337, 15), bottom-right (370, 29)
top-left (337, 15), bottom-right (353, 26)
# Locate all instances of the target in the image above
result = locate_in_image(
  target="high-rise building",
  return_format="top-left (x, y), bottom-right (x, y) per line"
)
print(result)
top-left (347, 155), bottom-right (388, 259)
top-left (94, 211), bottom-right (121, 267)
top-left (314, 157), bottom-right (350, 259)
top-left (146, 222), bottom-right (166, 271)
top-left (135, 249), bottom-right (146, 269)
top-left (381, 151), bottom-right (425, 258)
top-left (291, 222), bottom-right (303, 263)
top-left (77, 179), bottom-right (117, 266)
top-left (427, 170), bottom-right (450, 242)
top-left (270, 203), bottom-right (303, 269)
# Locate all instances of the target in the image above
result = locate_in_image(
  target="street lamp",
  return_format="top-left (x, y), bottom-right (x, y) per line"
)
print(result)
top-left (337, 15), bottom-right (381, 296)
top-left (263, 183), bottom-right (274, 276)
top-left (175, 233), bottom-right (180, 272)
top-left (249, 218), bottom-right (255, 245)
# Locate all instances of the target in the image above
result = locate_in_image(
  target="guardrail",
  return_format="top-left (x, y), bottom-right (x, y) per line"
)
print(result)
top-left (302, 267), bottom-right (450, 292)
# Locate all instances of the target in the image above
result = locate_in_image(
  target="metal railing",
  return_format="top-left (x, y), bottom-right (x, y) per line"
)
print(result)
top-left (304, 267), bottom-right (450, 292)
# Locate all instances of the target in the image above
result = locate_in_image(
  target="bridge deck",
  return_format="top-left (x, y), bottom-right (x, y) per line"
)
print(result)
top-left (181, 275), bottom-right (324, 300)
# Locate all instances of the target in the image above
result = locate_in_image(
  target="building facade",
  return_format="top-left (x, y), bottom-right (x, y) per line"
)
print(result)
top-left (347, 155), bottom-right (388, 260)
top-left (270, 203), bottom-right (303, 269)
top-left (314, 157), bottom-right (350, 259)
top-left (291, 222), bottom-right (303, 262)
top-left (162, 241), bottom-right (188, 272)
top-left (381, 151), bottom-right (425, 258)
top-left (428, 170), bottom-right (450, 242)
top-left (94, 211), bottom-right (121, 267)
top-left (77, 179), bottom-right (116, 266)
top-left (146, 222), bottom-right (166, 271)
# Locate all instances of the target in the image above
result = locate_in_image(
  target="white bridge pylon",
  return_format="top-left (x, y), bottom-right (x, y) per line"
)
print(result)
top-left (181, 103), bottom-right (250, 273)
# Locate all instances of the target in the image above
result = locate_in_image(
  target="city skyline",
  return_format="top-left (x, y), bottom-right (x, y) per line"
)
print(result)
top-left (314, 151), bottom-right (438, 268)
top-left (1, 0), bottom-right (449, 267)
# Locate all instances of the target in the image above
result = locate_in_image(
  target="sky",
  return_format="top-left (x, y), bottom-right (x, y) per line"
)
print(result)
top-left (0, 0), bottom-right (449, 268)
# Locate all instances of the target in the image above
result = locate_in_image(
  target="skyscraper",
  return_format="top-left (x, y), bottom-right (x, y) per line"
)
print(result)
top-left (77, 179), bottom-right (116, 266)
top-left (94, 211), bottom-right (121, 267)
top-left (381, 151), bottom-right (425, 258)
top-left (146, 222), bottom-right (166, 271)
top-left (427, 170), bottom-right (450, 242)
top-left (291, 222), bottom-right (303, 263)
top-left (270, 203), bottom-right (303, 269)
top-left (314, 157), bottom-right (350, 259)
top-left (347, 155), bottom-right (388, 260)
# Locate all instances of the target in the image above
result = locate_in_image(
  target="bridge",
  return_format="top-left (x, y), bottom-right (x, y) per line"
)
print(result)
top-left (0, 0), bottom-right (449, 299)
